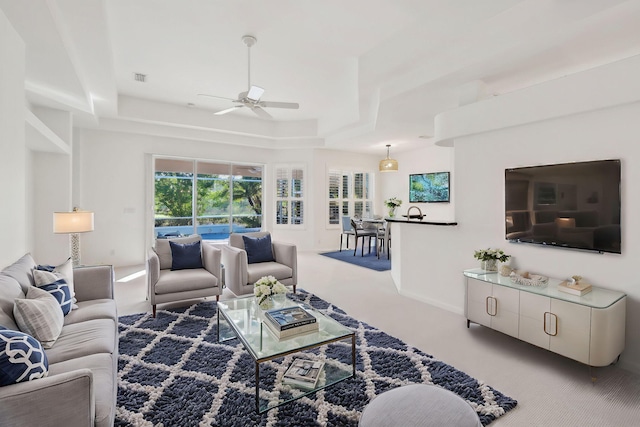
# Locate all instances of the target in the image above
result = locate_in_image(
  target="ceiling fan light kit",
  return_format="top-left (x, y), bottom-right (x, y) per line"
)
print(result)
top-left (198, 35), bottom-right (299, 118)
top-left (379, 144), bottom-right (399, 172)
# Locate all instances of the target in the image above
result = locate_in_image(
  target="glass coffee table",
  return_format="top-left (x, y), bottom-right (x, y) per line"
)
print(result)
top-left (217, 295), bottom-right (356, 413)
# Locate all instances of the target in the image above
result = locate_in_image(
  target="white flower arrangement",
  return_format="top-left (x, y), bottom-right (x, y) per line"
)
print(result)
top-left (254, 275), bottom-right (288, 307)
top-left (384, 197), bottom-right (402, 209)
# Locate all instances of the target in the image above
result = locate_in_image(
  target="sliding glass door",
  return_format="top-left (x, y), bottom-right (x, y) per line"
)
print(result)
top-left (154, 158), bottom-right (262, 240)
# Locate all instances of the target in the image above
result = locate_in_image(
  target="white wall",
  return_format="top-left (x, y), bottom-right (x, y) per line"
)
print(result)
top-left (0, 10), bottom-right (27, 267)
top-left (379, 144), bottom-right (455, 221)
top-left (74, 128), bottom-right (379, 266)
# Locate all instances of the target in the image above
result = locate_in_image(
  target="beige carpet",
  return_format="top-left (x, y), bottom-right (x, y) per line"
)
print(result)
top-left (115, 251), bottom-right (640, 426)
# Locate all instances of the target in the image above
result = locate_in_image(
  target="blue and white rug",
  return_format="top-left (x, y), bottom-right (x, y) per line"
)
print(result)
top-left (320, 250), bottom-right (390, 271)
top-left (115, 290), bottom-right (516, 426)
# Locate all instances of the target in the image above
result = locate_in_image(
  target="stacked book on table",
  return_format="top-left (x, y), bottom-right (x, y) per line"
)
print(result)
top-left (263, 305), bottom-right (318, 339)
top-left (282, 358), bottom-right (325, 389)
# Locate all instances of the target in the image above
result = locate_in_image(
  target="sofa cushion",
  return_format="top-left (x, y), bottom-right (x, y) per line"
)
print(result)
top-left (13, 287), bottom-right (64, 349)
top-left (247, 262), bottom-right (292, 284)
top-left (45, 318), bottom-right (116, 365)
top-left (0, 275), bottom-right (24, 331)
top-left (35, 279), bottom-right (73, 316)
top-left (243, 234), bottom-right (274, 264)
top-left (155, 235), bottom-right (201, 270)
top-left (2, 253), bottom-right (36, 293)
top-left (155, 268), bottom-right (218, 295)
top-left (48, 353), bottom-right (115, 427)
top-left (170, 240), bottom-right (203, 270)
top-left (63, 299), bottom-right (117, 326)
top-left (0, 327), bottom-right (49, 386)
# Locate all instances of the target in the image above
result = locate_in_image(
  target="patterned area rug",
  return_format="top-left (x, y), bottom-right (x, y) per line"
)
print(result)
top-left (320, 250), bottom-right (390, 271)
top-left (116, 290), bottom-right (516, 426)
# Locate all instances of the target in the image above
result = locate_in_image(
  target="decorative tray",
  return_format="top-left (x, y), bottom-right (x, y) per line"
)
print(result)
top-left (509, 272), bottom-right (548, 287)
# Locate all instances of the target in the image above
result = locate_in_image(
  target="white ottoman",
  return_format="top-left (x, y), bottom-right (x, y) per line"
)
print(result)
top-left (359, 384), bottom-right (482, 427)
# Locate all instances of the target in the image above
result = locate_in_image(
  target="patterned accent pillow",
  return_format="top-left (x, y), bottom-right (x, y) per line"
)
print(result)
top-left (36, 279), bottom-right (73, 316)
top-left (34, 262), bottom-right (78, 310)
top-left (35, 258), bottom-right (75, 301)
top-left (0, 327), bottom-right (49, 386)
top-left (13, 287), bottom-right (64, 349)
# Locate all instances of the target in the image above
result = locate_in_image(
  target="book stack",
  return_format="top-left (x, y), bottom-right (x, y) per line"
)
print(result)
top-left (282, 358), bottom-right (325, 389)
top-left (558, 280), bottom-right (593, 296)
top-left (263, 305), bottom-right (318, 339)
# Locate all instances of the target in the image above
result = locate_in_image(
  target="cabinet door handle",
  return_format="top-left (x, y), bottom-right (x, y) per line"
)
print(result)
top-left (486, 296), bottom-right (497, 316)
top-left (543, 312), bottom-right (558, 336)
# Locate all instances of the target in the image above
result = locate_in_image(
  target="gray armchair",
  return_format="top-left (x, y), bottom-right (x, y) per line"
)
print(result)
top-left (221, 231), bottom-right (297, 296)
top-left (147, 235), bottom-right (222, 317)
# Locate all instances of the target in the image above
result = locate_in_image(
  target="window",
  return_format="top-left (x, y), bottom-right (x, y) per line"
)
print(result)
top-left (154, 158), bottom-right (263, 240)
top-left (275, 165), bottom-right (305, 227)
top-left (328, 169), bottom-right (374, 225)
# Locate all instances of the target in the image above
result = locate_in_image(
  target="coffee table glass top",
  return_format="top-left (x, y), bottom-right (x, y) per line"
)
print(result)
top-left (217, 295), bottom-right (354, 362)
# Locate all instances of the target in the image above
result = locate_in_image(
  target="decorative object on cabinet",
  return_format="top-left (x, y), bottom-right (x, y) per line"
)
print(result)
top-left (558, 277), bottom-right (593, 296)
top-left (509, 270), bottom-right (548, 287)
top-left (499, 265), bottom-right (513, 277)
top-left (473, 248), bottom-right (510, 272)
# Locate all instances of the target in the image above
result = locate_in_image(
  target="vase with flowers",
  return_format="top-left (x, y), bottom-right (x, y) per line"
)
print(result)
top-left (384, 197), bottom-right (402, 218)
top-left (254, 275), bottom-right (288, 309)
top-left (473, 248), bottom-right (511, 272)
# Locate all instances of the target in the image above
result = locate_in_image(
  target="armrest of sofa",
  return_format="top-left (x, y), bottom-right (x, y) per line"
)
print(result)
top-left (147, 248), bottom-right (160, 287)
top-left (73, 265), bottom-right (114, 302)
top-left (202, 243), bottom-right (222, 281)
top-left (0, 368), bottom-right (94, 427)
top-left (273, 242), bottom-right (297, 284)
top-left (221, 245), bottom-right (248, 290)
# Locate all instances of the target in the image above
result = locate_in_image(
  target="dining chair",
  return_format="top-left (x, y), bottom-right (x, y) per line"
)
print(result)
top-left (340, 216), bottom-right (356, 251)
top-left (350, 218), bottom-right (377, 256)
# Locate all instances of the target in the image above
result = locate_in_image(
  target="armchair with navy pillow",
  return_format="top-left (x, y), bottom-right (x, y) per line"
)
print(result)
top-left (222, 232), bottom-right (297, 296)
top-left (147, 235), bottom-right (222, 317)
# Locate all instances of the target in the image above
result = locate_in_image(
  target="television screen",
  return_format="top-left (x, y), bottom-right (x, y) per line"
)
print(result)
top-left (409, 172), bottom-right (450, 203)
top-left (505, 159), bottom-right (621, 254)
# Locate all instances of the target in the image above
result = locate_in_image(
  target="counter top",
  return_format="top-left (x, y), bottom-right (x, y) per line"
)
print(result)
top-left (385, 218), bottom-right (458, 226)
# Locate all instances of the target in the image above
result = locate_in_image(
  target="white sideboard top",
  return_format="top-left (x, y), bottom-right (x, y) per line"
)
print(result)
top-left (464, 269), bottom-right (626, 309)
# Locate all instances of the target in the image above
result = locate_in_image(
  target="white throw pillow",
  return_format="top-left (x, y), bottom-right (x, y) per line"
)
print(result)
top-left (13, 287), bottom-right (64, 349)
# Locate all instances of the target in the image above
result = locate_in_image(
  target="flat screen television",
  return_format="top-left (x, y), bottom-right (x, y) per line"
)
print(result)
top-left (505, 159), bottom-right (621, 254)
top-left (409, 172), bottom-right (450, 203)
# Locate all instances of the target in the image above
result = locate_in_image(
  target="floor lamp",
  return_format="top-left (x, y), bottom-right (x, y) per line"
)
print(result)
top-left (53, 207), bottom-right (95, 267)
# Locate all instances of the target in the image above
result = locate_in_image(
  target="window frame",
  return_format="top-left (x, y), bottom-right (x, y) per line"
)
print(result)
top-left (274, 163), bottom-right (306, 229)
top-left (327, 169), bottom-right (375, 228)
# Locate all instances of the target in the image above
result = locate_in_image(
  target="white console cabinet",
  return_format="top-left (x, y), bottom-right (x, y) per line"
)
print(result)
top-left (464, 269), bottom-right (626, 367)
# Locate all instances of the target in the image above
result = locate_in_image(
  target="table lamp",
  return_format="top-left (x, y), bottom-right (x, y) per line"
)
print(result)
top-left (53, 207), bottom-right (94, 267)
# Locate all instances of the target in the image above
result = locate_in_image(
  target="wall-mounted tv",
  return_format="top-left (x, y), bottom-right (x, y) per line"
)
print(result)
top-left (505, 159), bottom-right (621, 254)
top-left (409, 172), bottom-right (450, 203)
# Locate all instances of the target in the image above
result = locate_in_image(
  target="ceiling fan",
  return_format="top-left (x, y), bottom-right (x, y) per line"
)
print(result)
top-left (198, 35), bottom-right (299, 119)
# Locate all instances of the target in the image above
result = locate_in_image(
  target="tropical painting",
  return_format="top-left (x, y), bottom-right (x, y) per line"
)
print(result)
top-left (409, 172), bottom-right (450, 202)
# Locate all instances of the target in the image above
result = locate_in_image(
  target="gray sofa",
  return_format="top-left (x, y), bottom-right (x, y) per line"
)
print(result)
top-left (0, 253), bottom-right (117, 427)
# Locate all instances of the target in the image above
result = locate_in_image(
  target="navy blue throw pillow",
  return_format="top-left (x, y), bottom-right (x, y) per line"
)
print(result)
top-left (36, 279), bottom-right (73, 316)
top-left (170, 240), bottom-right (203, 270)
top-left (0, 327), bottom-right (49, 386)
top-left (242, 234), bottom-right (274, 264)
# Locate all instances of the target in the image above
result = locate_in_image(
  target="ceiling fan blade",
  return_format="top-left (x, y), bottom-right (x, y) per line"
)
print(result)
top-left (197, 93), bottom-right (238, 102)
top-left (259, 101), bottom-right (299, 109)
top-left (214, 105), bottom-right (244, 115)
top-left (251, 106), bottom-right (272, 119)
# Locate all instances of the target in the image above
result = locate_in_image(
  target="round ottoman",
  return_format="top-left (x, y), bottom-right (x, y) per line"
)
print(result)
top-left (359, 384), bottom-right (482, 427)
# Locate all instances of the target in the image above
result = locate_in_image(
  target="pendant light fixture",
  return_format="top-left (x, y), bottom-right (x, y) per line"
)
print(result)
top-left (379, 144), bottom-right (398, 172)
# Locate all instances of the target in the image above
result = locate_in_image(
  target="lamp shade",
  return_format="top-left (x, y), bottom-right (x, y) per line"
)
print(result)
top-left (53, 211), bottom-right (94, 234)
top-left (379, 144), bottom-right (399, 172)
